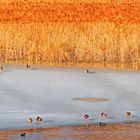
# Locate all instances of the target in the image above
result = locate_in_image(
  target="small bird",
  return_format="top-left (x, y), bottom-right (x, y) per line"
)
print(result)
top-left (99, 122), bottom-right (102, 127)
top-left (27, 117), bottom-right (33, 123)
top-left (125, 112), bottom-right (131, 117)
top-left (99, 122), bottom-right (105, 127)
top-left (0, 67), bottom-right (4, 71)
top-left (85, 69), bottom-right (89, 73)
top-left (20, 133), bottom-right (26, 137)
top-left (83, 114), bottom-right (90, 119)
top-left (100, 112), bottom-right (108, 117)
top-left (36, 116), bottom-right (43, 122)
top-left (26, 64), bottom-right (30, 68)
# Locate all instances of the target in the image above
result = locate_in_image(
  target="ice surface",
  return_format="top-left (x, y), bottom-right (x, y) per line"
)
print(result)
top-left (0, 66), bottom-right (140, 129)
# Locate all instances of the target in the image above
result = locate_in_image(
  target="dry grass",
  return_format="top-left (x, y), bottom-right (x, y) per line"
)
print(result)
top-left (0, 0), bottom-right (140, 3)
top-left (0, 2), bottom-right (139, 68)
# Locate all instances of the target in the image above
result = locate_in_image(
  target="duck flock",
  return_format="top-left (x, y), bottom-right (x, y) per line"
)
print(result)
top-left (27, 111), bottom-right (131, 124)
top-left (0, 65), bottom-right (133, 137)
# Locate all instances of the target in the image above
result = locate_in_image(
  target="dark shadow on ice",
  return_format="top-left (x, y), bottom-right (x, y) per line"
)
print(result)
top-left (129, 115), bottom-right (138, 119)
top-left (43, 120), bottom-right (54, 123)
top-left (107, 116), bottom-right (115, 119)
top-left (89, 118), bottom-right (96, 121)
top-left (30, 68), bottom-right (38, 70)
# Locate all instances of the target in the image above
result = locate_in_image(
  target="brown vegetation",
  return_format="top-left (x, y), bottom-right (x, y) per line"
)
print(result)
top-left (72, 97), bottom-right (109, 102)
top-left (0, 2), bottom-right (139, 68)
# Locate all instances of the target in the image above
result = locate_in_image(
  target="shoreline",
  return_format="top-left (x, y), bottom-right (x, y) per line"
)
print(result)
top-left (0, 120), bottom-right (139, 131)
top-left (0, 62), bottom-right (140, 72)
top-left (0, 122), bottom-right (140, 139)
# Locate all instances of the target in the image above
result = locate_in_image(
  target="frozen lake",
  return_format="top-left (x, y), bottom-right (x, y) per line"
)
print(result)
top-left (0, 66), bottom-right (140, 130)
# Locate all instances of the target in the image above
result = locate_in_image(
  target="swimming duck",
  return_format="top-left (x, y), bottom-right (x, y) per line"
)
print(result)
top-left (26, 64), bottom-right (30, 68)
top-left (0, 67), bottom-right (4, 71)
top-left (85, 69), bottom-right (89, 73)
top-left (21, 133), bottom-right (26, 137)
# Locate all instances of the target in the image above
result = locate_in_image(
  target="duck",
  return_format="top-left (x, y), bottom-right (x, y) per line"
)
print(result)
top-left (27, 117), bottom-right (33, 123)
top-left (0, 67), bottom-right (4, 71)
top-left (21, 133), bottom-right (26, 137)
top-left (99, 122), bottom-right (106, 127)
top-left (83, 114), bottom-right (90, 119)
top-left (125, 112), bottom-right (131, 117)
top-left (36, 116), bottom-right (43, 122)
top-left (85, 69), bottom-right (89, 73)
top-left (26, 64), bottom-right (30, 68)
top-left (100, 112), bottom-right (108, 117)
